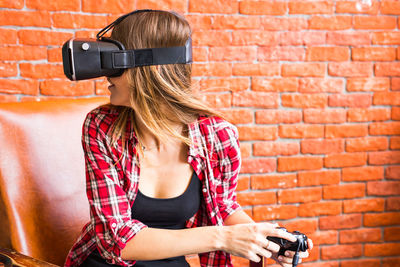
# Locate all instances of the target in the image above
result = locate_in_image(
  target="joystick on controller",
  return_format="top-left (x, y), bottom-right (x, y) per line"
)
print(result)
top-left (267, 227), bottom-right (308, 267)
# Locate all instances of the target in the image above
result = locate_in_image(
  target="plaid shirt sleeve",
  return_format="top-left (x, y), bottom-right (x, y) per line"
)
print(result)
top-left (214, 123), bottom-right (242, 222)
top-left (82, 112), bottom-right (147, 266)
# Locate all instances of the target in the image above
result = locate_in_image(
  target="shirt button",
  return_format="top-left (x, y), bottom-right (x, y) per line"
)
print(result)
top-left (202, 188), bottom-right (207, 193)
top-left (111, 223), bottom-right (117, 228)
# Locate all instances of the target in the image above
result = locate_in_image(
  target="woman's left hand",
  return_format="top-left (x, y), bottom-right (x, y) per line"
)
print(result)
top-left (272, 238), bottom-right (313, 267)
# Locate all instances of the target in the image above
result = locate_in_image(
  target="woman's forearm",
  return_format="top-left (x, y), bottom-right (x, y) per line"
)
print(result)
top-left (223, 209), bottom-right (255, 225)
top-left (121, 225), bottom-right (224, 261)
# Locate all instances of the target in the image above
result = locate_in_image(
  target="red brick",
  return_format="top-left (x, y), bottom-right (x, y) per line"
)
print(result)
top-left (232, 31), bottom-right (279, 46)
top-left (136, 0), bottom-right (187, 12)
top-left (279, 124), bottom-right (324, 139)
top-left (336, 1), bottom-right (379, 14)
top-left (364, 212), bottom-right (400, 226)
top-left (27, 0), bottom-right (80, 11)
top-left (386, 166), bottom-right (400, 179)
top-left (40, 80), bottom-right (94, 96)
top-left (192, 63), bottom-right (231, 77)
top-left (237, 125), bottom-right (277, 141)
top-left (365, 243), bottom-right (400, 257)
top-left (240, 158), bottom-right (276, 174)
top-left (0, 10), bottom-right (51, 27)
top-left (324, 152), bottom-right (367, 168)
top-left (309, 16), bottom-right (352, 30)
top-left (352, 47), bottom-right (397, 61)
top-left (82, 0), bottom-right (133, 13)
top-left (372, 32), bottom-right (400, 45)
top-left (0, 29), bottom-right (17, 45)
top-left (391, 136), bottom-right (400, 149)
top-left (282, 219), bottom-right (318, 234)
top-left (95, 79), bottom-right (110, 96)
top-left (341, 259), bottom-right (381, 267)
top-left (343, 198), bottom-right (385, 213)
top-left (278, 156), bottom-right (323, 172)
top-left (199, 78), bottom-right (249, 92)
top-left (239, 143), bottom-right (251, 159)
top-left (20, 63), bottom-right (64, 79)
top-left (342, 166), bottom-right (384, 182)
top-left (236, 176), bottom-right (249, 191)
top-left (301, 139), bottom-right (344, 154)
top-left (323, 183), bottom-right (365, 200)
top-left (0, 63), bottom-right (17, 77)
top-left (0, 79), bottom-right (38, 95)
top-left (18, 30), bottom-right (73, 46)
top-left (47, 48), bottom-right (62, 63)
top-left (347, 108), bottom-right (391, 122)
top-left (251, 174), bottom-right (297, 190)
top-left (308, 230), bottom-right (337, 245)
top-left (384, 227), bottom-right (400, 241)
top-left (298, 170), bottom-right (340, 186)
top-left (209, 46), bottom-right (256, 61)
top-left (189, 0), bottom-right (238, 13)
top-left (393, 107), bottom-right (400, 120)
top-left (327, 31), bottom-right (370, 46)
top-left (237, 191), bottom-right (276, 206)
top-left (252, 77), bottom-right (297, 92)
top-left (347, 77), bottom-right (390, 92)
top-left (367, 181), bottom-right (400, 196)
top-left (192, 31), bottom-right (231, 47)
top-left (233, 63), bottom-right (280, 77)
top-left (376, 62), bottom-right (400, 76)
top-left (304, 109), bottom-right (346, 123)
top-left (258, 46), bottom-right (305, 61)
top-left (346, 137), bottom-right (388, 152)
top-left (340, 228), bottom-right (382, 243)
top-left (233, 91), bottom-right (278, 108)
top-left (220, 109), bottom-right (252, 124)
top-left (282, 63), bottom-right (325, 77)
top-left (326, 124), bottom-right (368, 138)
top-left (329, 94), bottom-right (372, 108)
top-left (280, 31), bottom-right (325, 45)
top-left (354, 16), bottom-right (396, 30)
top-left (306, 46), bottom-right (349, 61)
top-left (186, 15), bottom-right (212, 30)
top-left (255, 110), bottom-right (301, 124)
top-left (0, 0), bottom-right (23, 8)
top-left (200, 93), bottom-right (231, 108)
top-left (192, 47), bottom-right (207, 62)
top-left (278, 187), bottom-right (321, 204)
top-left (52, 13), bottom-right (107, 29)
top-left (299, 78), bottom-right (343, 93)
top-left (0, 46), bottom-right (47, 61)
top-left (382, 257), bottom-right (400, 267)
top-left (0, 95), bottom-right (18, 102)
top-left (373, 92), bottom-right (400, 105)
top-left (253, 142), bottom-right (299, 157)
top-left (239, 1), bottom-right (286, 15)
top-left (319, 214), bottom-right (362, 230)
top-left (382, 0), bottom-right (400, 14)
top-left (253, 205), bottom-right (297, 221)
top-left (281, 94), bottom-right (327, 108)
top-left (328, 62), bottom-right (373, 77)
top-left (74, 30), bottom-right (98, 39)
top-left (289, 1), bottom-right (334, 14)
top-left (298, 201), bottom-right (341, 217)
top-left (212, 16), bottom-right (260, 30)
top-left (369, 151), bottom-right (400, 165)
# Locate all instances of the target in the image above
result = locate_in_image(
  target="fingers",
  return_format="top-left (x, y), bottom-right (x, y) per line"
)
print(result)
top-left (308, 238), bottom-right (314, 250)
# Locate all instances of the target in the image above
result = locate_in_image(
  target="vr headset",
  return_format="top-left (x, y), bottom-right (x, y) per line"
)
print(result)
top-left (62, 9), bottom-right (192, 81)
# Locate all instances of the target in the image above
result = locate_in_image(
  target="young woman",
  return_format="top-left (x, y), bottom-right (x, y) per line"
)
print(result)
top-left (64, 9), bottom-right (312, 267)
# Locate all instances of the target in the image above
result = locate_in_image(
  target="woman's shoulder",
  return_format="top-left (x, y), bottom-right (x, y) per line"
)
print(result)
top-left (198, 115), bottom-right (238, 135)
top-left (83, 104), bottom-right (123, 133)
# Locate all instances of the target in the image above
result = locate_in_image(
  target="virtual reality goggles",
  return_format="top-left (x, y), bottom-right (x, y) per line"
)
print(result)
top-left (62, 9), bottom-right (192, 81)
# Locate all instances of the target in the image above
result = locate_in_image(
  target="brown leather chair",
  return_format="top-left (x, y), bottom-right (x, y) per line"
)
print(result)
top-left (0, 97), bottom-right (264, 267)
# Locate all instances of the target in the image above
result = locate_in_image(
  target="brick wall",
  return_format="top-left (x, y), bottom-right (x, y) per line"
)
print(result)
top-left (0, 0), bottom-right (399, 266)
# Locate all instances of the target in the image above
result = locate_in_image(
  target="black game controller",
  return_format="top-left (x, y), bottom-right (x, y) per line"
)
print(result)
top-left (267, 227), bottom-right (308, 267)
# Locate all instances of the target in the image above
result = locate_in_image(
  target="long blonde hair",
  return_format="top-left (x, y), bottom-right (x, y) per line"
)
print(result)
top-left (105, 10), bottom-right (222, 156)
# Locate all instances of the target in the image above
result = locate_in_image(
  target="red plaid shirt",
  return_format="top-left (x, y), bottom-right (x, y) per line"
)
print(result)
top-left (64, 105), bottom-right (242, 267)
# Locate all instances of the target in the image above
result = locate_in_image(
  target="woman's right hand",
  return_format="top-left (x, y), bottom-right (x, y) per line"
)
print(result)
top-left (219, 222), bottom-right (297, 263)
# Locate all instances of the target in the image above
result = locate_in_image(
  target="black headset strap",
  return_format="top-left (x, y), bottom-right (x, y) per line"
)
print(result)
top-left (100, 37), bottom-right (192, 69)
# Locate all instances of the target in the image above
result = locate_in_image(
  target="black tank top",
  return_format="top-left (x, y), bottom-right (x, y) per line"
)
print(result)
top-left (80, 172), bottom-right (201, 267)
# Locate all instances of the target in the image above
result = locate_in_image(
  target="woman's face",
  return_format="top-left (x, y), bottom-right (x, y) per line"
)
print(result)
top-left (107, 71), bottom-right (131, 106)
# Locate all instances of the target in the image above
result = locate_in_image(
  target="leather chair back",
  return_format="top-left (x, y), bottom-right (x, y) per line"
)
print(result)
top-left (0, 98), bottom-right (107, 266)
